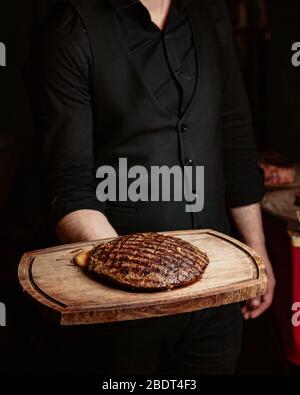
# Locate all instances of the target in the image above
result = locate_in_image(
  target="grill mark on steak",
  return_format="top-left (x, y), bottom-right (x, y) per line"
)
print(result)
top-left (87, 233), bottom-right (209, 291)
top-left (94, 249), bottom-right (202, 279)
top-left (92, 236), bottom-right (205, 283)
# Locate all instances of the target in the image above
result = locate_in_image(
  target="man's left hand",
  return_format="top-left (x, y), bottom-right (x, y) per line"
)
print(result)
top-left (242, 245), bottom-right (276, 320)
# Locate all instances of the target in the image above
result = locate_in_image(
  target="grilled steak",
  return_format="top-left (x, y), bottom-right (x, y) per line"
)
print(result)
top-left (86, 233), bottom-right (209, 291)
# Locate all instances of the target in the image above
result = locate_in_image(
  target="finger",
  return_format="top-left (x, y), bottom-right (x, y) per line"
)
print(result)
top-left (242, 295), bottom-right (268, 319)
top-left (249, 306), bottom-right (267, 319)
top-left (241, 305), bottom-right (247, 314)
top-left (249, 301), bottom-right (271, 319)
top-left (242, 301), bottom-right (254, 313)
top-left (243, 311), bottom-right (251, 320)
top-left (241, 305), bottom-right (249, 317)
top-left (241, 304), bottom-right (253, 320)
top-left (263, 289), bottom-right (275, 306)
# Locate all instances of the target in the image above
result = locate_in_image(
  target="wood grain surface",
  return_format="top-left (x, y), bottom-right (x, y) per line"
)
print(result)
top-left (18, 230), bottom-right (266, 326)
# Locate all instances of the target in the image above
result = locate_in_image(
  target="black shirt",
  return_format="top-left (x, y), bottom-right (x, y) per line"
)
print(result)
top-left (42, 0), bottom-right (196, 117)
top-left (35, 0), bottom-right (264, 228)
top-left (114, 0), bottom-right (196, 116)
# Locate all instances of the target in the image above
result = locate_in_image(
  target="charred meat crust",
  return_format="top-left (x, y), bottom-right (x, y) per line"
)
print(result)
top-left (86, 233), bottom-right (209, 292)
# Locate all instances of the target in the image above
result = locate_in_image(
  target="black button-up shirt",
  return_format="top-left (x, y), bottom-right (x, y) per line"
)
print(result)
top-left (34, 0), bottom-right (264, 228)
top-left (111, 0), bottom-right (196, 116)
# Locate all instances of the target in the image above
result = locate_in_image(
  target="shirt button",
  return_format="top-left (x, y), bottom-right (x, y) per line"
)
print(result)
top-left (185, 159), bottom-right (193, 166)
top-left (180, 124), bottom-right (189, 134)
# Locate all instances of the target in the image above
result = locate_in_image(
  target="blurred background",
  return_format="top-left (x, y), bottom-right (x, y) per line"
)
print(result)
top-left (0, 0), bottom-right (300, 375)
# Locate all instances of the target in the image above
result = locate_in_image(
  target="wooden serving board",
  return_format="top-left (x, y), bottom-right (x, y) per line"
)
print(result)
top-left (18, 230), bottom-right (266, 326)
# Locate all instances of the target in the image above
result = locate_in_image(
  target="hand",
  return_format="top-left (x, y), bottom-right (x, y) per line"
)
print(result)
top-left (242, 245), bottom-right (276, 320)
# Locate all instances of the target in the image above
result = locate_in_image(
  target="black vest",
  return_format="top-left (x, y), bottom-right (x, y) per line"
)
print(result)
top-left (67, 0), bottom-right (230, 236)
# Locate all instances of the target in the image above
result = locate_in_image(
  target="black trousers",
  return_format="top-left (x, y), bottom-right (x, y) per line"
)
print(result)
top-left (32, 303), bottom-right (243, 375)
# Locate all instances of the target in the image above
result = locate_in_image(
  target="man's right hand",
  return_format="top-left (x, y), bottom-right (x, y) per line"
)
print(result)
top-left (56, 209), bottom-right (118, 243)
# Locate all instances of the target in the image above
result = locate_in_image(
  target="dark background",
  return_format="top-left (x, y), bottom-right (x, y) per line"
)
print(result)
top-left (0, 0), bottom-right (300, 374)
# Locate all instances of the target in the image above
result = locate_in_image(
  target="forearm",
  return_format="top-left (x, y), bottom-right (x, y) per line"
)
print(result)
top-left (229, 203), bottom-right (265, 249)
top-left (56, 209), bottom-right (118, 244)
top-left (229, 203), bottom-right (273, 278)
top-left (230, 204), bottom-right (276, 319)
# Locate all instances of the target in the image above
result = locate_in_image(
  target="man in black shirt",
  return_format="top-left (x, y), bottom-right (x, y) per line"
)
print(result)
top-left (33, 0), bottom-right (275, 374)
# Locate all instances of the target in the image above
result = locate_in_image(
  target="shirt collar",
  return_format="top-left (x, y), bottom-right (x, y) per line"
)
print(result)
top-left (109, 0), bottom-right (190, 12)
